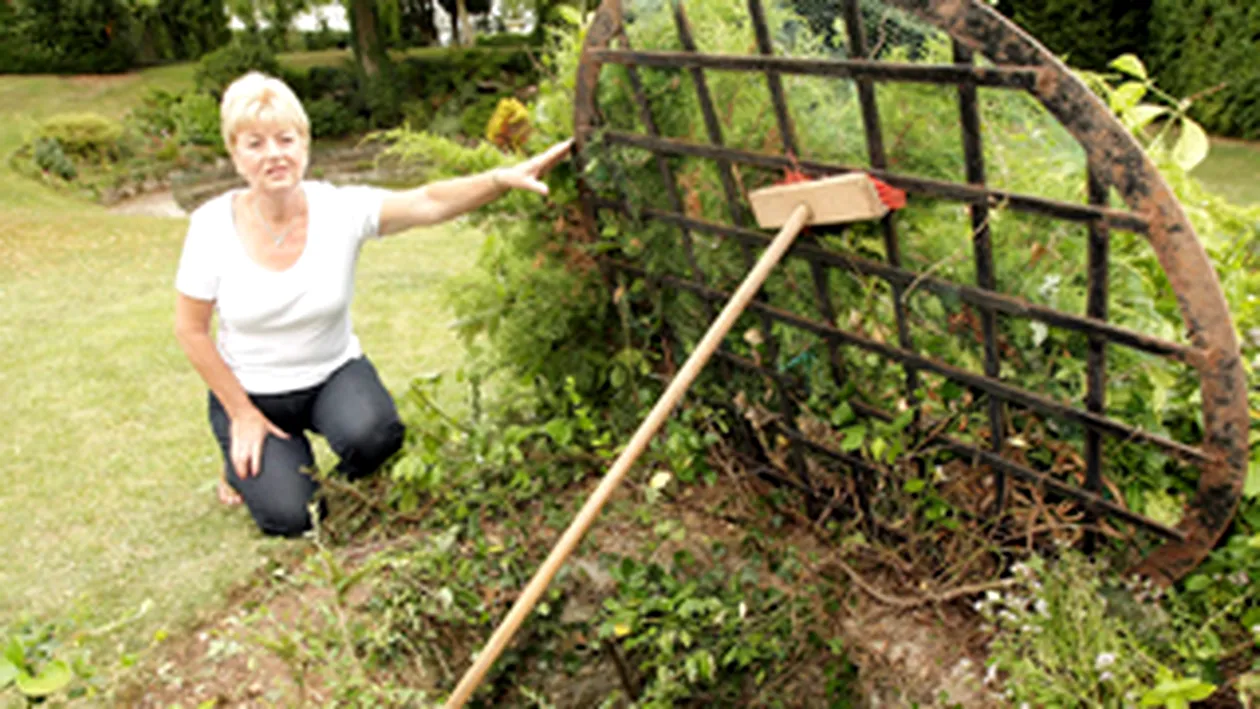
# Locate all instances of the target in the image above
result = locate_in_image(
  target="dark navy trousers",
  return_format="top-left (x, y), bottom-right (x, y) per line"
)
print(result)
top-left (208, 356), bottom-right (404, 536)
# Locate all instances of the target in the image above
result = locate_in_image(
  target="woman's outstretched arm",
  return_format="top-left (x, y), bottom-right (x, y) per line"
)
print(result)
top-left (378, 139), bottom-right (572, 236)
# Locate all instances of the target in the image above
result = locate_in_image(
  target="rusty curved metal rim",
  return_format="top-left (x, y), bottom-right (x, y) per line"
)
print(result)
top-left (572, 0), bottom-right (1248, 583)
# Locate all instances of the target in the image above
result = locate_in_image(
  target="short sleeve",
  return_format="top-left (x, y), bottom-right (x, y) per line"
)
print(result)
top-left (339, 184), bottom-right (389, 243)
top-left (174, 210), bottom-right (220, 301)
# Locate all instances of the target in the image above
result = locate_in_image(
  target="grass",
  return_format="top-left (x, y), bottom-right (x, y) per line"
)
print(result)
top-left (0, 55), bottom-right (484, 664)
top-left (1192, 138), bottom-right (1260, 206)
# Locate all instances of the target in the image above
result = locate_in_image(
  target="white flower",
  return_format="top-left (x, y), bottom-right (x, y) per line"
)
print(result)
top-left (984, 663), bottom-right (1000, 686)
top-left (1035, 598), bottom-right (1049, 616)
top-left (1095, 652), bottom-right (1116, 670)
top-left (1100, 671), bottom-right (1114, 682)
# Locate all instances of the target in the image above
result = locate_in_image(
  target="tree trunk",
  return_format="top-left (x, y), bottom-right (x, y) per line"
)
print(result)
top-left (455, 0), bottom-right (470, 46)
top-left (349, 0), bottom-right (386, 77)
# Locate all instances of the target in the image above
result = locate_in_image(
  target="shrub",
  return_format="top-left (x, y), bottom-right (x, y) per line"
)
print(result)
top-left (306, 97), bottom-right (362, 139)
top-left (459, 93), bottom-right (504, 141)
top-left (0, 0), bottom-right (139, 74)
top-left (194, 36), bottom-right (282, 97)
top-left (485, 97), bottom-right (531, 152)
top-left (36, 114), bottom-right (124, 161)
top-left (300, 65), bottom-right (360, 103)
top-left (994, 0), bottom-right (1151, 71)
top-left (474, 31), bottom-right (539, 48)
top-left (1148, 0), bottom-right (1260, 140)
top-left (31, 138), bottom-right (76, 181)
top-left (130, 0), bottom-right (231, 64)
top-left (171, 93), bottom-right (224, 151)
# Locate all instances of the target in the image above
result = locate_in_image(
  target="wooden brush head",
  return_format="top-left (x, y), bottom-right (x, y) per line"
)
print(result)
top-left (747, 172), bottom-right (891, 228)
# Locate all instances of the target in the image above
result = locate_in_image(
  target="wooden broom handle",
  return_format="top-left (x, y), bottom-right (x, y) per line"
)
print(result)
top-left (444, 202), bottom-right (814, 708)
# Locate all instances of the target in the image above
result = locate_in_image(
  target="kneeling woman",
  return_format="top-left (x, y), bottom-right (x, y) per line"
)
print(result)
top-left (174, 72), bottom-right (570, 536)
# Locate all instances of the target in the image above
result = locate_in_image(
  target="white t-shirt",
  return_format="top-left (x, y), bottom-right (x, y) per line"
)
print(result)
top-left (175, 181), bottom-right (388, 394)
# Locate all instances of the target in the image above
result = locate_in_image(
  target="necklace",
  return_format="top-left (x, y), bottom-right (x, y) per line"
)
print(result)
top-left (251, 196), bottom-right (299, 247)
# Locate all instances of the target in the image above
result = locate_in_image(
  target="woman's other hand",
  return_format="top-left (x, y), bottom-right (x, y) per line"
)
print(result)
top-left (230, 406), bottom-right (289, 478)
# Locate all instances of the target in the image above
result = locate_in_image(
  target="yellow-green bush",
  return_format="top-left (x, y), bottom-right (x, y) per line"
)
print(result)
top-left (484, 97), bottom-right (531, 153)
top-left (36, 114), bottom-right (124, 161)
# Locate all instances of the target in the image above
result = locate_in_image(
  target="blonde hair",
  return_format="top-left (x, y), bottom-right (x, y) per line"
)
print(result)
top-left (219, 72), bottom-right (310, 150)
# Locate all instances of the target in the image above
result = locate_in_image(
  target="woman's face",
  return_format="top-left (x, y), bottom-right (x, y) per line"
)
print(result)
top-left (230, 121), bottom-right (308, 194)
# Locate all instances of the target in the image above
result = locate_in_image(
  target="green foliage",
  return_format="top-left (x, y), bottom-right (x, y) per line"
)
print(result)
top-left (598, 553), bottom-right (853, 707)
top-left (129, 0), bottom-right (232, 64)
top-left (1148, 0), bottom-right (1260, 140)
top-left (306, 96), bottom-right (365, 139)
top-left (170, 93), bottom-right (225, 150)
top-left (262, 367), bottom-right (856, 706)
top-left (979, 554), bottom-right (1182, 707)
top-left (36, 113), bottom-right (125, 161)
top-left (995, 0), bottom-right (1151, 71)
top-left (0, 0), bottom-right (140, 73)
top-left (126, 88), bottom-right (226, 154)
top-left (194, 35), bottom-right (283, 97)
top-left (0, 617), bottom-right (106, 703)
top-left (1080, 55), bottom-right (1212, 173)
top-left (31, 138), bottom-right (78, 181)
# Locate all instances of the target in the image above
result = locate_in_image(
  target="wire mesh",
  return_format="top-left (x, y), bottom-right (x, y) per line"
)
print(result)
top-left (574, 0), bottom-right (1248, 581)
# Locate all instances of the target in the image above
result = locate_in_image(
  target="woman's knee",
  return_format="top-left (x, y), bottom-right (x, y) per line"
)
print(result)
top-left (338, 417), bottom-right (405, 476)
top-left (254, 497), bottom-right (314, 537)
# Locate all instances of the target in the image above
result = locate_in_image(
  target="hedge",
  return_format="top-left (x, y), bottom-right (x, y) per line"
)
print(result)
top-left (996, 0), bottom-right (1152, 71)
top-left (1148, 0), bottom-right (1260, 140)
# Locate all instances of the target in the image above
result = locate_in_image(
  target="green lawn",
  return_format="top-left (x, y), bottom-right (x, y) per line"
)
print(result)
top-left (1193, 138), bottom-right (1260, 206)
top-left (0, 58), bottom-right (483, 663)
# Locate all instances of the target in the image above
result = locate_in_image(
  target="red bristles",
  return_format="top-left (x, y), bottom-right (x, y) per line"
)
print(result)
top-left (870, 176), bottom-right (907, 210)
top-left (776, 169), bottom-right (908, 211)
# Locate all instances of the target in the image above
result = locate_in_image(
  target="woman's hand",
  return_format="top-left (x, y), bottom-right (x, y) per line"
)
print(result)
top-left (492, 139), bottom-right (574, 196)
top-left (230, 406), bottom-right (289, 478)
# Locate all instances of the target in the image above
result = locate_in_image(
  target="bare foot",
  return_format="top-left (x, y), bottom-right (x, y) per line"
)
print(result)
top-left (217, 477), bottom-right (242, 506)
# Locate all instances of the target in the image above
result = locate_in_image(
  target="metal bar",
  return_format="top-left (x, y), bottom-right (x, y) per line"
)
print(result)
top-left (708, 351), bottom-right (895, 533)
top-left (848, 401), bottom-right (1186, 542)
top-left (1085, 166), bottom-right (1111, 551)
top-left (711, 346), bottom-right (1186, 541)
top-left (670, 0), bottom-right (812, 495)
top-left (842, 0), bottom-right (920, 402)
top-left (592, 199), bottom-right (1195, 363)
top-left (616, 28), bottom-right (718, 323)
top-left (603, 130), bottom-right (1151, 233)
top-left (955, 40), bottom-right (1007, 513)
top-left (669, 0), bottom-right (747, 229)
top-left (606, 259), bottom-right (1211, 465)
top-left (746, 0), bottom-right (800, 158)
top-left (746, 0), bottom-right (848, 391)
top-left (588, 49), bottom-right (1041, 89)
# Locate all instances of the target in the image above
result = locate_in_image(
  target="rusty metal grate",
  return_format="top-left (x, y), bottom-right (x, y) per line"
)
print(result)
top-left (571, 0), bottom-right (1248, 582)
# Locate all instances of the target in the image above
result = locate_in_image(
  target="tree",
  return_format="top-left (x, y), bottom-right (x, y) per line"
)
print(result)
top-left (396, 0), bottom-right (438, 47)
top-left (1148, 0), bottom-right (1260, 139)
top-left (130, 0), bottom-right (230, 64)
top-left (15, 0), bottom-right (140, 72)
top-left (227, 0), bottom-right (311, 50)
top-left (437, 0), bottom-right (489, 45)
top-left (347, 0), bottom-right (390, 77)
top-left (995, 0), bottom-right (1152, 71)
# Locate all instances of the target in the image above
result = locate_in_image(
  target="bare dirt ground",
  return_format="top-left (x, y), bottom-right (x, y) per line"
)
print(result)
top-left (105, 189), bottom-right (187, 218)
top-left (113, 475), bottom-right (1002, 708)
